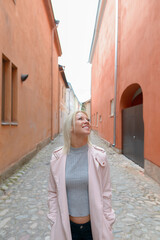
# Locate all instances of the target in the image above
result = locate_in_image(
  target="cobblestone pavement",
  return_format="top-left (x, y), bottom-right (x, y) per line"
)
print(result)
top-left (0, 132), bottom-right (160, 240)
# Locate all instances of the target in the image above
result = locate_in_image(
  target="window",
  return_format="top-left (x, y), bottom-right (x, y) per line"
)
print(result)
top-left (11, 63), bottom-right (18, 122)
top-left (96, 112), bottom-right (98, 127)
top-left (1, 55), bottom-right (18, 125)
top-left (64, 90), bottom-right (66, 103)
top-left (62, 86), bottom-right (63, 99)
top-left (2, 56), bottom-right (11, 123)
top-left (110, 99), bottom-right (114, 117)
top-left (99, 115), bottom-right (102, 122)
top-left (2, 58), bottom-right (6, 122)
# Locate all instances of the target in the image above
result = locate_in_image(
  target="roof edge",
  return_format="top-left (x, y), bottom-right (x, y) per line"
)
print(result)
top-left (43, 0), bottom-right (62, 56)
top-left (59, 65), bottom-right (69, 88)
top-left (88, 0), bottom-right (107, 63)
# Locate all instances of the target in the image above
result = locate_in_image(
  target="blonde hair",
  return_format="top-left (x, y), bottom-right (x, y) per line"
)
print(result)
top-left (63, 111), bottom-right (90, 154)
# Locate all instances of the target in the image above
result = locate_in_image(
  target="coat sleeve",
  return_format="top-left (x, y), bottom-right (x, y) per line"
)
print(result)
top-left (47, 154), bottom-right (58, 226)
top-left (102, 153), bottom-right (116, 227)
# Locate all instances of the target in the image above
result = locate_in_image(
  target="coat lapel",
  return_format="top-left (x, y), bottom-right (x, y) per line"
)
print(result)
top-left (88, 145), bottom-right (103, 240)
top-left (55, 153), bottom-right (72, 240)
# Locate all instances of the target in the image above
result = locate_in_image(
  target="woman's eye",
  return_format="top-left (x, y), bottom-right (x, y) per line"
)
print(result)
top-left (77, 117), bottom-right (90, 121)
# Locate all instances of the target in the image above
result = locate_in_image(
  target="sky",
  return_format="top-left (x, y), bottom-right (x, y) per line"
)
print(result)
top-left (51, 0), bottom-right (99, 103)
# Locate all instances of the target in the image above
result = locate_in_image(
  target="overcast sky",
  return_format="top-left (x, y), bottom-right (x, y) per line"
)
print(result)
top-left (51, 0), bottom-right (99, 103)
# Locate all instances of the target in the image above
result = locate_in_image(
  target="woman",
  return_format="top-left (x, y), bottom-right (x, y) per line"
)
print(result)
top-left (47, 111), bottom-right (115, 240)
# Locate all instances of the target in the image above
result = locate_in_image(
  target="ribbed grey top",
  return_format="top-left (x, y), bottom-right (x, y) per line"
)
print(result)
top-left (65, 144), bottom-right (89, 217)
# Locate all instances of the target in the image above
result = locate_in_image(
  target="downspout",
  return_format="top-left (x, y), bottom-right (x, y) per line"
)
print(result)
top-left (113, 0), bottom-right (119, 147)
top-left (51, 29), bottom-right (54, 140)
top-left (69, 88), bottom-right (71, 114)
top-left (51, 25), bottom-right (57, 140)
top-left (58, 69), bottom-right (60, 133)
top-left (58, 67), bottom-right (65, 132)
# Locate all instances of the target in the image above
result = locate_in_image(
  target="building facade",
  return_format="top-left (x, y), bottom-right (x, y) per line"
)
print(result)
top-left (82, 99), bottom-right (91, 120)
top-left (89, 0), bottom-right (160, 183)
top-left (58, 65), bottom-right (69, 132)
top-left (66, 82), bottom-right (81, 114)
top-left (0, 0), bottom-right (61, 180)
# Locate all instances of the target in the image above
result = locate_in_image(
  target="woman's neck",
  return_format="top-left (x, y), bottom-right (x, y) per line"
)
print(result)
top-left (71, 135), bottom-right (88, 148)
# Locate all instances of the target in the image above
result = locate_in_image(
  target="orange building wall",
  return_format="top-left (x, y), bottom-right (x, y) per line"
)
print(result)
top-left (91, 0), bottom-right (115, 144)
top-left (0, 0), bottom-right (59, 174)
top-left (117, 0), bottom-right (160, 167)
top-left (91, 0), bottom-right (160, 167)
top-left (58, 71), bottom-right (67, 132)
top-left (59, 73), bottom-right (67, 112)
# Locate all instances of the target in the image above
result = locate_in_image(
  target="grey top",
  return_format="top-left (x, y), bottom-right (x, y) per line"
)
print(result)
top-left (65, 144), bottom-right (90, 217)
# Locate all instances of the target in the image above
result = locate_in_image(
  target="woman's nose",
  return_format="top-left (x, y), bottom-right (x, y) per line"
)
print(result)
top-left (84, 119), bottom-right (89, 124)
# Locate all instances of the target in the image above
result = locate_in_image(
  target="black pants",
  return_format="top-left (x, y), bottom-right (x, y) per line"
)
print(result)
top-left (70, 220), bottom-right (93, 240)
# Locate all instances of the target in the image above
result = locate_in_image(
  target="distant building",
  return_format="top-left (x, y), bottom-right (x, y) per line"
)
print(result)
top-left (0, 0), bottom-right (62, 181)
top-left (82, 99), bottom-right (91, 120)
top-left (66, 83), bottom-right (81, 114)
top-left (89, 0), bottom-right (160, 183)
top-left (58, 65), bottom-right (69, 132)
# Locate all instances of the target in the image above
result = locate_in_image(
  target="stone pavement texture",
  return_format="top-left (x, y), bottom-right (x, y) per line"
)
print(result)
top-left (0, 132), bottom-right (160, 240)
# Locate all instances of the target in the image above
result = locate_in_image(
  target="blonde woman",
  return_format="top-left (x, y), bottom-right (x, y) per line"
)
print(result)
top-left (47, 111), bottom-right (115, 240)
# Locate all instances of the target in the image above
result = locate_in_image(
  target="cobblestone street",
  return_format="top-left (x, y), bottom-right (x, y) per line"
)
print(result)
top-left (0, 132), bottom-right (160, 240)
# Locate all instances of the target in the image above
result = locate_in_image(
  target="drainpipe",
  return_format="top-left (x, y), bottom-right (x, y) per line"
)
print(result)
top-left (58, 66), bottom-right (65, 133)
top-left (51, 24), bottom-right (58, 140)
top-left (113, 0), bottom-right (119, 147)
top-left (69, 89), bottom-right (70, 114)
top-left (58, 69), bottom-right (60, 134)
top-left (51, 29), bottom-right (54, 140)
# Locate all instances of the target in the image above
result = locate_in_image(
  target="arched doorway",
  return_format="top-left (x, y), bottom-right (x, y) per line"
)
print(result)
top-left (120, 84), bottom-right (144, 168)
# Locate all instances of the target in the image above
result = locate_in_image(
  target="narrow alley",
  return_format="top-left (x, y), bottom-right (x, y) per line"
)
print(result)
top-left (0, 132), bottom-right (160, 240)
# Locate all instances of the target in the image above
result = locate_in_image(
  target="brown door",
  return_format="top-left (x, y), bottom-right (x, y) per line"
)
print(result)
top-left (122, 104), bottom-right (144, 168)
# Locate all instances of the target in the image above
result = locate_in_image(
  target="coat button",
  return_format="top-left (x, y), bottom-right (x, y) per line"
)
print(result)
top-left (80, 225), bottom-right (83, 229)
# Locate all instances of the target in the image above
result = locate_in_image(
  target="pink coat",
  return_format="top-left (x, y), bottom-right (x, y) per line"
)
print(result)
top-left (47, 144), bottom-right (115, 240)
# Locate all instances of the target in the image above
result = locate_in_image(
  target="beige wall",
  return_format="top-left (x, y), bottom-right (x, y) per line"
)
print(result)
top-left (58, 70), bottom-right (68, 132)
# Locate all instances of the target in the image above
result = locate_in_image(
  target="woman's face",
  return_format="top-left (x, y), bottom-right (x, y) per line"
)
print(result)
top-left (72, 112), bottom-right (91, 136)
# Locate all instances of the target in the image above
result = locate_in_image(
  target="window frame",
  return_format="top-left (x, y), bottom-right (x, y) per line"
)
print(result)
top-left (110, 99), bottom-right (114, 117)
top-left (1, 54), bottom-right (18, 126)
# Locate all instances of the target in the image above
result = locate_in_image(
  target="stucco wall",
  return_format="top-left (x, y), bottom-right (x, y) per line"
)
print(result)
top-left (91, 0), bottom-right (115, 143)
top-left (117, 0), bottom-right (160, 167)
top-left (0, 0), bottom-right (58, 173)
top-left (59, 71), bottom-right (68, 132)
top-left (91, 0), bottom-right (160, 167)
